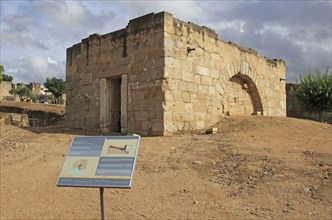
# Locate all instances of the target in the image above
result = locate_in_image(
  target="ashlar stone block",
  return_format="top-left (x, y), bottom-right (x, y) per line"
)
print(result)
top-left (196, 121), bottom-right (205, 129)
top-left (227, 63), bottom-right (234, 78)
top-left (183, 122), bottom-right (190, 131)
top-left (201, 76), bottom-right (213, 85)
top-left (164, 112), bottom-right (173, 121)
top-left (174, 112), bottom-right (195, 122)
top-left (190, 93), bottom-right (198, 103)
top-left (208, 86), bottom-right (215, 96)
top-left (142, 121), bottom-right (152, 130)
top-left (194, 75), bottom-right (201, 84)
top-left (216, 82), bottom-right (224, 95)
top-left (182, 61), bottom-right (193, 72)
top-left (138, 81), bottom-right (154, 89)
top-left (211, 53), bottom-right (221, 60)
top-left (164, 90), bottom-right (174, 102)
top-left (182, 92), bottom-right (191, 103)
top-left (193, 103), bottom-right (207, 112)
top-left (173, 90), bottom-right (182, 102)
top-left (210, 69), bottom-right (220, 79)
top-left (165, 122), bottom-right (178, 132)
top-left (155, 80), bottom-right (162, 87)
top-left (196, 65), bottom-right (210, 76)
top-left (152, 121), bottom-right (164, 132)
top-left (164, 102), bottom-right (185, 112)
top-left (165, 57), bottom-right (180, 69)
top-left (182, 71), bottom-right (195, 82)
top-left (198, 85), bottom-right (209, 94)
top-left (164, 38), bottom-right (174, 48)
top-left (177, 121), bottom-right (184, 130)
top-left (184, 103), bottom-right (193, 112)
top-left (82, 73), bottom-right (92, 85)
top-left (194, 112), bottom-right (206, 120)
top-left (242, 61), bottom-right (249, 76)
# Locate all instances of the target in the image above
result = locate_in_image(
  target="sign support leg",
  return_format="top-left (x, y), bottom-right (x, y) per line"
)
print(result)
top-left (100, 188), bottom-right (105, 220)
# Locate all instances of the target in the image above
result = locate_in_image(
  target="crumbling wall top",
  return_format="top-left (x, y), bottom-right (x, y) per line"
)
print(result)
top-left (126, 11), bottom-right (165, 34)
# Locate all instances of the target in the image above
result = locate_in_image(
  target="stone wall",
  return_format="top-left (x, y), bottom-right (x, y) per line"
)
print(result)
top-left (27, 82), bottom-right (42, 94)
top-left (0, 104), bottom-right (64, 127)
top-left (286, 83), bottom-right (332, 123)
top-left (0, 113), bottom-right (29, 127)
top-left (66, 11), bottom-right (286, 135)
top-left (162, 13), bottom-right (286, 134)
top-left (0, 81), bottom-right (13, 101)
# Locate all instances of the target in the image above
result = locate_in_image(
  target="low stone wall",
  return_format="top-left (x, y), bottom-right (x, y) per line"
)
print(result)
top-left (0, 113), bottom-right (30, 127)
top-left (0, 105), bottom-right (64, 127)
top-left (286, 83), bottom-right (332, 123)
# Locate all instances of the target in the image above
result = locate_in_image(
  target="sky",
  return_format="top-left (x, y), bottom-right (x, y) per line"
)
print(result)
top-left (0, 0), bottom-right (331, 84)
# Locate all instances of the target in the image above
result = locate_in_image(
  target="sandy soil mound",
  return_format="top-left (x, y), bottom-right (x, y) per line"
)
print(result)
top-left (1, 116), bottom-right (331, 219)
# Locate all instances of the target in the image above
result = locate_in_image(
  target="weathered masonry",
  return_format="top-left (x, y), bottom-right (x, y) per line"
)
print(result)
top-left (66, 12), bottom-right (286, 135)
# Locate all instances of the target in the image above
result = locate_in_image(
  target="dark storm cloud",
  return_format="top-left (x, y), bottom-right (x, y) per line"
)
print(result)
top-left (195, 1), bottom-right (332, 81)
top-left (202, 1), bottom-right (331, 28)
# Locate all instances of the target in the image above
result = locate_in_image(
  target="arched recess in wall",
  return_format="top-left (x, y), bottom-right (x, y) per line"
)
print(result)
top-left (218, 61), bottom-right (263, 115)
top-left (229, 73), bottom-right (263, 115)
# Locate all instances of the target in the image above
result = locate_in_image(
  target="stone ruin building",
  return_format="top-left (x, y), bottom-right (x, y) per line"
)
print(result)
top-left (65, 12), bottom-right (286, 135)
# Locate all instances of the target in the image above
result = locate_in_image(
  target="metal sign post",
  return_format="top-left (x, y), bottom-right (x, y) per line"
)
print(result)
top-left (100, 188), bottom-right (105, 220)
top-left (56, 135), bottom-right (140, 219)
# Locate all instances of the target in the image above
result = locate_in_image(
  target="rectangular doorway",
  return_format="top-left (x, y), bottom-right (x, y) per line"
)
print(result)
top-left (100, 75), bottom-right (127, 133)
top-left (108, 78), bottom-right (121, 132)
top-left (100, 77), bottom-right (121, 133)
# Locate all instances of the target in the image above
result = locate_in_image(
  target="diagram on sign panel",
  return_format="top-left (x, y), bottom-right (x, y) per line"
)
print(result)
top-left (71, 159), bottom-right (88, 174)
top-left (107, 144), bottom-right (129, 154)
top-left (101, 139), bottom-right (137, 157)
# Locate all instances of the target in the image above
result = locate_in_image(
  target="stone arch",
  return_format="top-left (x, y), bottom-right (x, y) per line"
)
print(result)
top-left (229, 74), bottom-right (263, 114)
top-left (217, 60), bottom-right (263, 115)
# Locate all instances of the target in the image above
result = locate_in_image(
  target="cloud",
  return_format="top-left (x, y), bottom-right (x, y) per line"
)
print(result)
top-left (33, 1), bottom-right (116, 44)
top-left (1, 0), bottom-right (117, 50)
top-left (1, 0), bottom-right (118, 84)
top-left (47, 57), bottom-right (57, 65)
top-left (6, 56), bottom-right (65, 84)
top-left (1, 1), bottom-right (331, 84)
top-left (116, 1), bottom-right (208, 22)
top-left (114, 1), bottom-right (331, 82)
top-left (198, 1), bottom-right (332, 81)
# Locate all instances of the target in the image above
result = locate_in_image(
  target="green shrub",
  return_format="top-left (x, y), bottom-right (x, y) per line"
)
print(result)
top-left (291, 68), bottom-right (332, 121)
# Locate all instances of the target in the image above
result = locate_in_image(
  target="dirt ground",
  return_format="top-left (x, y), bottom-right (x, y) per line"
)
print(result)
top-left (0, 115), bottom-right (331, 219)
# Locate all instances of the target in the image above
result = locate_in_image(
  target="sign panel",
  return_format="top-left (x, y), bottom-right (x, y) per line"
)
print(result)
top-left (56, 135), bottom-right (140, 188)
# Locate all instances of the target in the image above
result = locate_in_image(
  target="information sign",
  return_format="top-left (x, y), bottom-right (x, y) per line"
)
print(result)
top-left (56, 135), bottom-right (140, 188)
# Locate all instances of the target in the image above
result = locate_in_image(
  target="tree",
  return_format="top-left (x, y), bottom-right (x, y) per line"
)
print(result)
top-left (0, 65), bottom-right (13, 82)
top-left (29, 93), bottom-right (40, 103)
top-left (9, 86), bottom-right (32, 102)
top-left (291, 68), bottom-right (332, 121)
top-left (2, 74), bottom-right (13, 82)
top-left (44, 77), bottom-right (65, 104)
top-left (0, 65), bottom-right (3, 82)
